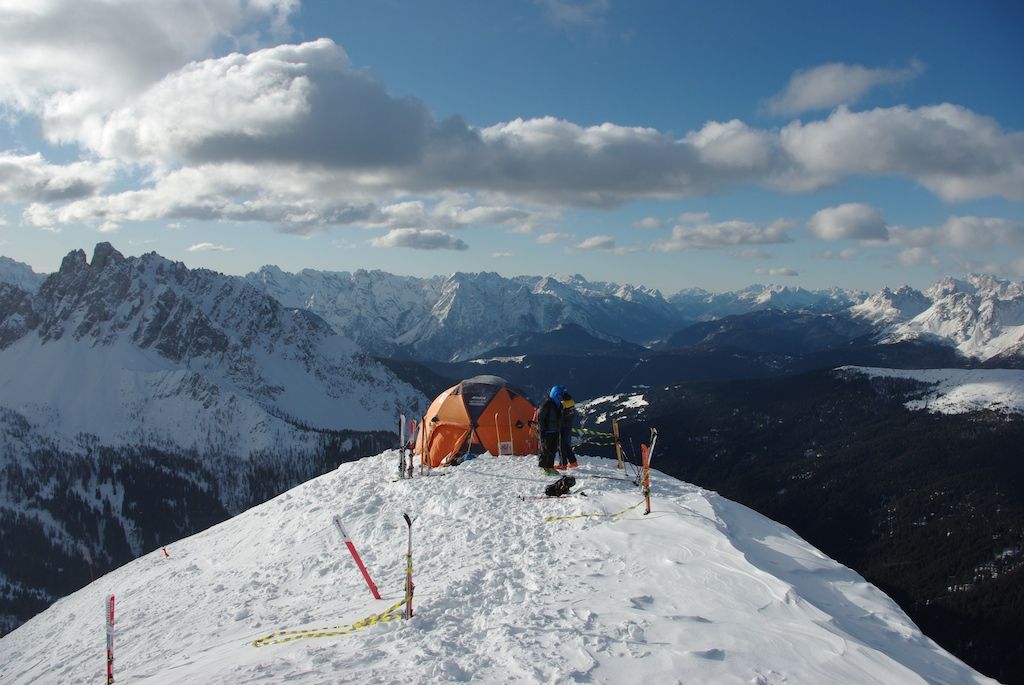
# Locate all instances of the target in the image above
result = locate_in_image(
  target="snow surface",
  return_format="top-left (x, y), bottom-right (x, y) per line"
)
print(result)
top-left (842, 366), bottom-right (1024, 415)
top-left (0, 453), bottom-right (993, 684)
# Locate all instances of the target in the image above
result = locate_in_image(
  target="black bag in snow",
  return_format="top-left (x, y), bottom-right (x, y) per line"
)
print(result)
top-left (544, 476), bottom-right (576, 497)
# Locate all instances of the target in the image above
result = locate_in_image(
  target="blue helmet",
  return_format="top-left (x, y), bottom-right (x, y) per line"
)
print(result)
top-left (549, 385), bottom-right (567, 401)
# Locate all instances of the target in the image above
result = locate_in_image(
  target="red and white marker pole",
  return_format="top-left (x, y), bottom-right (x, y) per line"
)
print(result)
top-left (105, 594), bottom-right (115, 684)
top-left (332, 516), bottom-right (381, 599)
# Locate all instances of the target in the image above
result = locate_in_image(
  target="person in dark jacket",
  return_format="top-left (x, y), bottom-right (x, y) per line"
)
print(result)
top-left (557, 391), bottom-right (578, 469)
top-left (536, 385), bottom-right (564, 469)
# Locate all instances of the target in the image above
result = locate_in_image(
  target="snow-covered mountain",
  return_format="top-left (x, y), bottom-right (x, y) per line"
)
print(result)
top-left (0, 256), bottom-right (45, 293)
top-left (670, 284), bottom-right (867, 321)
top-left (1, 244), bottom-right (422, 452)
top-left (246, 267), bottom-right (684, 361)
top-left (0, 453), bottom-right (995, 685)
top-left (857, 275), bottom-right (1024, 362)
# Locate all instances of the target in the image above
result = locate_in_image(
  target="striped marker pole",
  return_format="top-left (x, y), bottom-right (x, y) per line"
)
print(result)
top-left (105, 594), bottom-right (115, 684)
top-left (332, 516), bottom-right (381, 600)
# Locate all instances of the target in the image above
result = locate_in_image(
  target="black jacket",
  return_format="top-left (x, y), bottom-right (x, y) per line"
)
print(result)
top-left (536, 397), bottom-right (561, 434)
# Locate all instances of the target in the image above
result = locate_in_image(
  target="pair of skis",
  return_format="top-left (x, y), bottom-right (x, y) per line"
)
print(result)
top-left (397, 415), bottom-right (417, 480)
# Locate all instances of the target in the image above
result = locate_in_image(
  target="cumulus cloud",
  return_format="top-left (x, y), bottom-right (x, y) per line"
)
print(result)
top-left (0, 0), bottom-right (296, 144)
top-left (890, 216), bottom-right (1024, 249)
top-left (98, 220), bottom-right (120, 234)
top-left (491, 251), bottom-right (514, 258)
top-left (755, 267), bottom-right (799, 277)
top-left (652, 215), bottom-right (793, 252)
top-left (0, 153), bottom-right (114, 204)
top-left (775, 104), bottom-right (1024, 201)
top-left (369, 228), bottom-right (468, 251)
top-left (808, 203), bottom-right (889, 241)
top-left (187, 242), bottom-right (233, 252)
top-left (2, 6), bottom-right (1020, 235)
top-left (764, 60), bottom-right (925, 116)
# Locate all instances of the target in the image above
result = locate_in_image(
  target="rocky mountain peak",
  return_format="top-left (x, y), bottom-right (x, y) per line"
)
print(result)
top-left (90, 242), bottom-right (125, 270)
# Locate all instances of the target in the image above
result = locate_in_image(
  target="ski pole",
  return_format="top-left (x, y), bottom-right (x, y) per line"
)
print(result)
top-left (333, 516), bottom-right (381, 599)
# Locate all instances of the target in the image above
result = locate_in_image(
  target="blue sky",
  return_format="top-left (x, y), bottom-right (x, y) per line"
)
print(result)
top-left (0, 0), bottom-right (1021, 293)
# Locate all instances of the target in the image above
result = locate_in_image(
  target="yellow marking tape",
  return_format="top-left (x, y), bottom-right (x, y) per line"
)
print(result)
top-left (543, 499), bottom-right (645, 523)
top-left (251, 598), bottom-right (407, 647)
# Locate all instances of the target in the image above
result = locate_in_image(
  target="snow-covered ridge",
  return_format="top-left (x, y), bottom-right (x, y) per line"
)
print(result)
top-left (0, 453), bottom-right (994, 684)
top-left (839, 366), bottom-right (1024, 415)
top-left (0, 244), bottom-right (423, 453)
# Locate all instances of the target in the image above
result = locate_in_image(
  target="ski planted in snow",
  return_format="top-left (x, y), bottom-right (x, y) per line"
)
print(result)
top-left (398, 414), bottom-right (407, 479)
top-left (641, 428), bottom-right (657, 515)
top-left (406, 417), bottom-right (416, 479)
top-left (403, 513), bottom-right (414, 619)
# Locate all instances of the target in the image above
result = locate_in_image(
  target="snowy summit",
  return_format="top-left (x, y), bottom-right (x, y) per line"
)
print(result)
top-left (0, 452), bottom-right (993, 684)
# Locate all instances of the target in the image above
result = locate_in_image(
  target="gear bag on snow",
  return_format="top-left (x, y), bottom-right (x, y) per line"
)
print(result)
top-left (544, 476), bottom-right (576, 497)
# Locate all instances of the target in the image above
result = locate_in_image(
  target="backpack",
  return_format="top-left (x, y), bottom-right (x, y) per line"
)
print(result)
top-left (544, 475), bottom-right (576, 497)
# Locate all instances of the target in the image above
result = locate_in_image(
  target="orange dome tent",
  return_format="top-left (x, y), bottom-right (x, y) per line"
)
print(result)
top-left (415, 375), bottom-right (537, 468)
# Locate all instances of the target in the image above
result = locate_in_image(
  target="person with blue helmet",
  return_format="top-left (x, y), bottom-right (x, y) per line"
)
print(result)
top-left (536, 385), bottom-right (565, 470)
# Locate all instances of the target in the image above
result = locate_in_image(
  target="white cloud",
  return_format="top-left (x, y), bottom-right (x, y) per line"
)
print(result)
top-left (1, 6), bottom-right (1019, 237)
top-left (98, 220), bottom-right (120, 234)
top-left (890, 216), bottom-right (1024, 249)
top-left (755, 267), bottom-right (799, 277)
top-left (808, 203), bottom-right (888, 241)
top-left (0, 0), bottom-right (297, 144)
top-left (576, 235), bottom-right (616, 250)
top-left (491, 251), bottom-right (514, 258)
top-left (776, 105), bottom-right (1024, 201)
top-left (0, 152), bottom-right (114, 204)
top-left (652, 215), bottom-right (793, 252)
top-left (369, 228), bottom-right (468, 251)
top-left (764, 60), bottom-right (925, 116)
top-left (187, 242), bottom-right (232, 252)
top-left (574, 235), bottom-right (638, 254)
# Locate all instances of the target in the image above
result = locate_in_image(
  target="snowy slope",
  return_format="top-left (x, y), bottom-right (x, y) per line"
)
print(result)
top-left (0, 454), bottom-right (993, 685)
top-left (840, 366), bottom-right (1024, 415)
